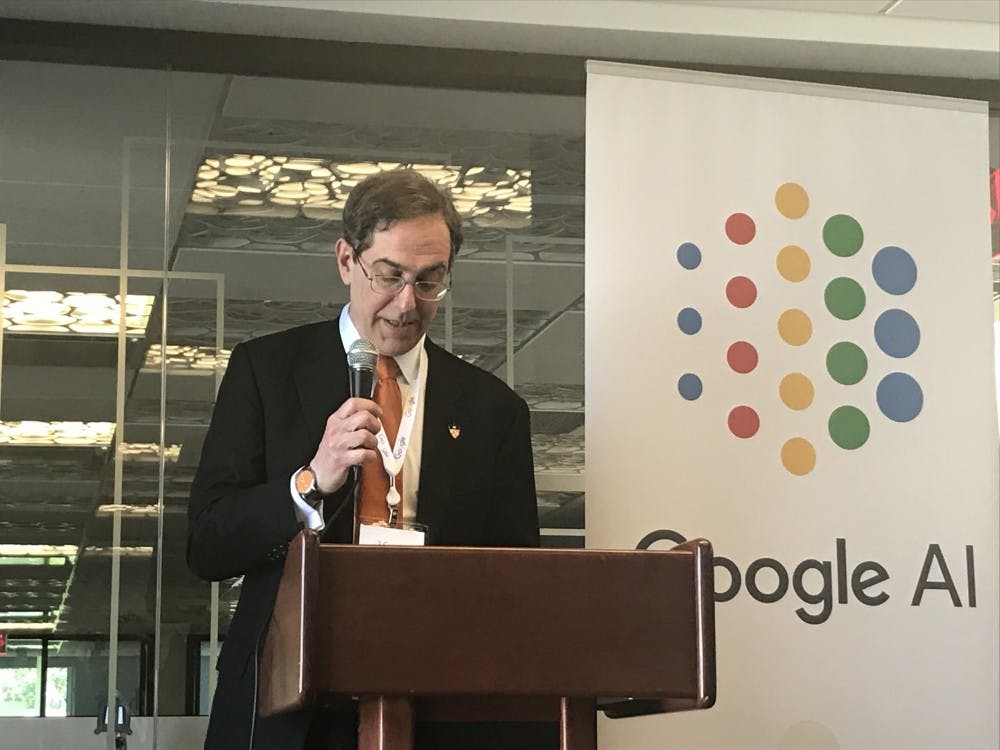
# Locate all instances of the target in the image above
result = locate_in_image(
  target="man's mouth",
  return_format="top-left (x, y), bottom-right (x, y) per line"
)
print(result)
top-left (380, 318), bottom-right (416, 329)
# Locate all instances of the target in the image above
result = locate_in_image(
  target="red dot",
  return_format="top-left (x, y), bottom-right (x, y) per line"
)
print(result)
top-left (725, 213), bottom-right (756, 244)
top-left (726, 276), bottom-right (757, 308)
top-left (728, 406), bottom-right (760, 439)
top-left (727, 341), bottom-right (759, 373)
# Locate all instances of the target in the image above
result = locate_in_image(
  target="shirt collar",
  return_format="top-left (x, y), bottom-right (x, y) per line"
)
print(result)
top-left (339, 304), bottom-right (424, 384)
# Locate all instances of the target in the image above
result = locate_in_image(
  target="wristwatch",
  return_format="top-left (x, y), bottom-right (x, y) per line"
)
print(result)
top-left (293, 464), bottom-right (325, 507)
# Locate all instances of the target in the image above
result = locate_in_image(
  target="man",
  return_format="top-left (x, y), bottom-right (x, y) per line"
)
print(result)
top-left (187, 169), bottom-right (547, 749)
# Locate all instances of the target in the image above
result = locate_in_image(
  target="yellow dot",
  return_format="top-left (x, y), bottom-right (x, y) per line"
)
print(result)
top-left (781, 437), bottom-right (816, 475)
top-left (775, 182), bottom-right (809, 219)
top-left (778, 309), bottom-right (812, 346)
top-left (779, 373), bottom-right (814, 410)
top-left (776, 245), bottom-right (811, 282)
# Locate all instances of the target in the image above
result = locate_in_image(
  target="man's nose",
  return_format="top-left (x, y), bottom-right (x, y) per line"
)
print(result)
top-left (393, 281), bottom-right (417, 311)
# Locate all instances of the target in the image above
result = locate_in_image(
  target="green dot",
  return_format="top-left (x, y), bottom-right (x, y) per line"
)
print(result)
top-left (824, 277), bottom-right (866, 320)
top-left (823, 214), bottom-right (864, 257)
top-left (826, 342), bottom-right (868, 385)
top-left (828, 406), bottom-right (870, 450)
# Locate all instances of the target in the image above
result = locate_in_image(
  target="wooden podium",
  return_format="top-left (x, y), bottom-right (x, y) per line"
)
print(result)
top-left (259, 531), bottom-right (715, 749)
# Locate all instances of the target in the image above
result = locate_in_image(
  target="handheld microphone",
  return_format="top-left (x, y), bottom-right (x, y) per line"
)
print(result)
top-left (346, 339), bottom-right (378, 491)
top-left (347, 338), bottom-right (378, 400)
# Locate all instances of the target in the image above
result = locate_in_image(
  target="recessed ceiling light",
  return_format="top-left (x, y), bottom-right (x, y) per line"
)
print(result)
top-left (0, 545), bottom-right (79, 557)
top-left (187, 156), bottom-right (532, 227)
top-left (82, 546), bottom-right (154, 557)
top-left (143, 344), bottom-right (231, 371)
top-left (0, 622), bottom-right (56, 632)
top-left (96, 504), bottom-right (185, 517)
top-left (0, 421), bottom-right (115, 446)
top-left (118, 443), bottom-right (181, 461)
top-left (2, 291), bottom-right (154, 336)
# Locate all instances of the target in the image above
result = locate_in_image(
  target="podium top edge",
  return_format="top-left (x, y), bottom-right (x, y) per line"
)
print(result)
top-left (312, 539), bottom-right (713, 556)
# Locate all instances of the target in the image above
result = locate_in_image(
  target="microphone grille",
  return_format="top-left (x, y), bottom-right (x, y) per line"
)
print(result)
top-left (347, 338), bottom-right (378, 370)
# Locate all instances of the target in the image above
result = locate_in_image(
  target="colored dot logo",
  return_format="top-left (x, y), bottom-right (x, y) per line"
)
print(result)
top-left (874, 309), bottom-right (920, 358)
top-left (776, 245), bottom-right (810, 282)
top-left (778, 309), bottom-right (812, 346)
top-left (728, 405), bottom-right (760, 439)
top-left (876, 372), bottom-right (922, 422)
top-left (677, 242), bottom-right (702, 270)
top-left (775, 182), bottom-right (809, 219)
top-left (872, 246), bottom-right (917, 295)
top-left (674, 182), bottom-right (924, 477)
top-left (674, 239), bottom-right (709, 405)
top-left (826, 342), bottom-right (867, 386)
top-left (678, 307), bottom-right (702, 335)
top-left (678, 373), bottom-right (703, 401)
top-left (823, 214), bottom-right (864, 257)
top-left (726, 276), bottom-right (757, 308)
top-left (725, 213), bottom-right (756, 245)
top-left (727, 341), bottom-right (758, 374)
top-left (675, 207), bottom-right (768, 441)
top-left (779, 373), bottom-right (814, 410)
top-left (781, 437), bottom-right (816, 476)
top-left (824, 277), bottom-right (865, 321)
top-left (828, 406), bottom-right (870, 450)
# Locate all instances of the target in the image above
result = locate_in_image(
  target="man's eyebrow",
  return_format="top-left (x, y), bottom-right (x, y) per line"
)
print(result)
top-left (370, 258), bottom-right (449, 275)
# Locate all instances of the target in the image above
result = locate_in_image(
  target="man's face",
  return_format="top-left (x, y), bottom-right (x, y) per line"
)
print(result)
top-left (336, 214), bottom-right (452, 357)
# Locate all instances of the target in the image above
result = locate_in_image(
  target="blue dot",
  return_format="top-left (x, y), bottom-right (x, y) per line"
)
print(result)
top-left (677, 242), bottom-right (702, 269)
top-left (872, 246), bottom-right (917, 295)
top-left (678, 373), bottom-right (703, 400)
top-left (677, 307), bottom-right (702, 335)
top-left (874, 309), bottom-right (920, 358)
top-left (877, 372), bottom-right (923, 422)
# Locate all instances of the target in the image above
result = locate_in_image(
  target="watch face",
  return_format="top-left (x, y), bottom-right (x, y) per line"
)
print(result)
top-left (295, 467), bottom-right (315, 495)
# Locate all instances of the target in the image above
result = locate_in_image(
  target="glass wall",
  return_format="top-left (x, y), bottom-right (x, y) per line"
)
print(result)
top-left (2, 62), bottom-right (174, 748)
top-left (0, 56), bottom-right (586, 744)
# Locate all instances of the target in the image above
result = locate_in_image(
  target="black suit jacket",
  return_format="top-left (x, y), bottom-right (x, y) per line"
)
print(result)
top-left (187, 320), bottom-right (541, 750)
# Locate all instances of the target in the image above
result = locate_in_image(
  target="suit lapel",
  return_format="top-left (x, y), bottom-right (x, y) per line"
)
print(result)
top-left (293, 320), bottom-right (349, 449)
top-left (416, 340), bottom-right (464, 542)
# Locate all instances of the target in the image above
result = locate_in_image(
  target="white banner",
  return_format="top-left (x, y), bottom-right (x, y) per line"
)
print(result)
top-left (585, 62), bottom-right (999, 750)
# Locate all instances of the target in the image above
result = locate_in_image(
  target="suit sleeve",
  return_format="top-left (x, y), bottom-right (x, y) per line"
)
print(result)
top-left (186, 342), bottom-right (301, 581)
top-left (483, 396), bottom-right (541, 547)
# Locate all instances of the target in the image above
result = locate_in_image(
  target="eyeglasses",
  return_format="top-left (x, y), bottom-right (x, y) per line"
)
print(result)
top-left (353, 254), bottom-right (451, 302)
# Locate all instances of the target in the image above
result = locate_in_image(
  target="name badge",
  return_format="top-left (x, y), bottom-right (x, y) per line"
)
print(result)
top-left (358, 523), bottom-right (426, 546)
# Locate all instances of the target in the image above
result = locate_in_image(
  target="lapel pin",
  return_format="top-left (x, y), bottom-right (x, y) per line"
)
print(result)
top-left (448, 424), bottom-right (461, 439)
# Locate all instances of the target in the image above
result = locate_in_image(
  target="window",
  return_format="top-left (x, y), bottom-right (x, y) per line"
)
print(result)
top-left (0, 637), bottom-right (145, 717)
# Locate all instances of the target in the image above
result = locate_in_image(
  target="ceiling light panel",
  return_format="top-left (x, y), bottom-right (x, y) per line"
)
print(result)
top-left (188, 156), bottom-right (532, 228)
top-left (2, 291), bottom-right (154, 336)
top-left (0, 544), bottom-right (79, 557)
top-left (143, 344), bottom-right (231, 372)
top-left (95, 504), bottom-right (185, 517)
top-left (118, 443), bottom-right (181, 462)
top-left (0, 622), bottom-right (56, 632)
top-left (82, 546), bottom-right (154, 557)
top-left (0, 421), bottom-right (115, 446)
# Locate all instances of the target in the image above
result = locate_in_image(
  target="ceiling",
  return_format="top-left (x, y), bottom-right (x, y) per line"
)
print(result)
top-left (0, 0), bottom-right (996, 643)
top-left (663, 0), bottom-right (999, 21)
top-left (0, 0), bottom-right (997, 79)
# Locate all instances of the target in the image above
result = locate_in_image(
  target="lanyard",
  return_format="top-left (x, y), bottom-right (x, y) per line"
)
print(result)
top-left (373, 348), bottom-right (423, 521)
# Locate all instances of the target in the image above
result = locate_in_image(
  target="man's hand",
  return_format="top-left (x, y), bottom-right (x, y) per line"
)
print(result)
top-left (309, 398), bottom-right (383, 494)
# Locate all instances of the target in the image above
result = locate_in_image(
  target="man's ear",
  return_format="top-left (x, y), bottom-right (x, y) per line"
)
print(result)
top-left (334, 238), bottom-right (353, 285)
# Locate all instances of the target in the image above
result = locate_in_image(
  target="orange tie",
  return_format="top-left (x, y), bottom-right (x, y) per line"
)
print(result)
top-left (358, 355), bottom-right (404, 527)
